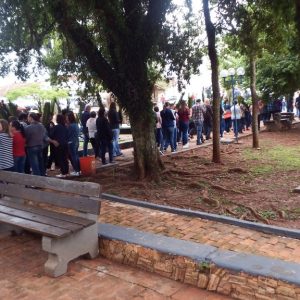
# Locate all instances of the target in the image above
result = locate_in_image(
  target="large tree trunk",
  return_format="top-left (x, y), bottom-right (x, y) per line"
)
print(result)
top-left (120, 85), bottom-right (163, 180)
top-left (249, 54), bottom-right (260, 149)
top-left (130, 115), bottom-right (163, 180)
top-left (203, 0), bottom-right (221, 163)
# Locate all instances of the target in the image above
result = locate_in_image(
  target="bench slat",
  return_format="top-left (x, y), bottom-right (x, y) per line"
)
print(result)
top-left (0, 171), bottom-right (101, 197)
top-left (0, 204), bottom-right (84, 232)
top-left (0, 199), bottom-right (94, 227)
top-left (0, 183), bottom-right (100, 214)
top-left (0, 212), bottom-right (71, 238)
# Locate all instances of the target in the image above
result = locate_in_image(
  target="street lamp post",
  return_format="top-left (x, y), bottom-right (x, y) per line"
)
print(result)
top-left (220, 67), bottom-right (245, 143)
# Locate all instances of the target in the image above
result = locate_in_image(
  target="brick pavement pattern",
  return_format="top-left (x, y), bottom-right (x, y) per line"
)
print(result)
top-left (99, 201), bottom-right (300, 264)
top-left (0, 233), bottom-right (230, 300)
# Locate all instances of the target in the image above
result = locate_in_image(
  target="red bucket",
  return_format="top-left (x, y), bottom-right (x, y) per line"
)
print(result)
top-left (79, 156), bottom-right (96, 176)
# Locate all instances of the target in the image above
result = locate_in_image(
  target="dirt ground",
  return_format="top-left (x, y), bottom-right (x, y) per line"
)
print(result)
top-left (83, 127), bottom-right (300, 229)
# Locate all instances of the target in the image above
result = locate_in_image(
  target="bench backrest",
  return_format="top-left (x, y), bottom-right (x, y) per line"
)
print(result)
top-left (0, 171), bottom-right (101, 215)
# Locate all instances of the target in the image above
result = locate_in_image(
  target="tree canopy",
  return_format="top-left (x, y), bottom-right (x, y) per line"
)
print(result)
top-left (0, 0), bottom-right (202, 179)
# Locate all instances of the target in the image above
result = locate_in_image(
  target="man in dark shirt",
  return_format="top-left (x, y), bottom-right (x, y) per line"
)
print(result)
top-left (160, 102), bottom-right (175, 152)
top-left (80, 105), bottom-right (91, 156)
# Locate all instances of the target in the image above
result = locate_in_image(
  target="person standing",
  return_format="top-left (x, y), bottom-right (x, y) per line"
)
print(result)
top-left (86, 111), bottom-right (99, 158)
top-left (66, 112), bottom-right (80, 176)
top-left (154, 106), bottom-right (163, 150)
top-left (223, 99), bottom-right (232, 133)
top-left (96, 108), bottom-right (114, 165)
top-left (10, 120), bottom-right (26, 173)
top-left (108, 102), bottom-right (123, 157)
top-left (51, 114), bottom-right (69, 178)
top-left (203, 99), bottom-right (213, 140)
top-left (0, 119), bottom-right (14, 171)
top-left (160, 102), bottom-right (175, 152)
top-left (191, 99), bottom-right (205, 145)
top-left (231, 101), bottom-right (242, 138)
top-left (177, 101), bottom-right (190, 148)
top-left (25, 112), bottom-right (46, 176)
top-left (81, 104), bottom-right (91, 156)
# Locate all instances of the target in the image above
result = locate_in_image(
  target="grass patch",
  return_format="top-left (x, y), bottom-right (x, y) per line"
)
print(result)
top-left (243, 144), bottom-right (300, 175)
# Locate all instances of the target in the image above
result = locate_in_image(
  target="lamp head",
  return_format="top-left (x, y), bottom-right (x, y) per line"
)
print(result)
top-left (228, 68), bottom-right (236, 76)
top-left (220, 69), bottom-right (228, 78)
top-left (237, 67), bottom-right (245, 76)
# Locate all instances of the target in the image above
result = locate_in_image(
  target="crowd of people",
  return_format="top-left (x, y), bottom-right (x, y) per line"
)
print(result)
top-left (154, 98), bottom-right (252, 153)
top-left (0, 102), bottom-right (123, 177)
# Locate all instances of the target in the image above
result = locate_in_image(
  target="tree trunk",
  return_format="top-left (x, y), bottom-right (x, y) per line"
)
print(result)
top-left (249, 54), bottom-right (260, 149)
top-left (203, 0), bottom-right (221, 163)
top-left (125, 99), bottom-right (163, 180)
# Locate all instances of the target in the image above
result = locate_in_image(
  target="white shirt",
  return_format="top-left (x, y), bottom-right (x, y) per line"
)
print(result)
top-left (86, 117), bottom-right (97, 138)
top-left (231, 104), bottom-right (241, 120)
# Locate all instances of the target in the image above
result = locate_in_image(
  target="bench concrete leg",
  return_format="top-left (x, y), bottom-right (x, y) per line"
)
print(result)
top-left (42, 224), bottom-right (99, 277)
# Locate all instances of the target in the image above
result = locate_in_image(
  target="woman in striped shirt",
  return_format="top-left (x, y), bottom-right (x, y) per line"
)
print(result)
top-left (0, 119), bottom-right (14, 171)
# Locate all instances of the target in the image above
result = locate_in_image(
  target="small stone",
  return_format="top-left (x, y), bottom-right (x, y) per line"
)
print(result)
top-left (197, 274), bottom-right (209, 289)
top-left (277, 286), bottom-right (296, 297)
top-left (207, 274), bottom-right (220, 291)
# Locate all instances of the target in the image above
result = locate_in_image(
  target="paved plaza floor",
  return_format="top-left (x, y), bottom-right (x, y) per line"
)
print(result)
top-left (0, 233), bottom-right (230, 300)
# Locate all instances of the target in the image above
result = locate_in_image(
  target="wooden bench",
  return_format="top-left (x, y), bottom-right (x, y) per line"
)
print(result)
top-left (264, 112), bottom-right (294, 131)
top-left (0, 171), bottom-right (101, 277)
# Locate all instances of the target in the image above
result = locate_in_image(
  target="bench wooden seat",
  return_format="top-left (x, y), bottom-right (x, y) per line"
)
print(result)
top-left (0, 171), bottom-right (101, 277)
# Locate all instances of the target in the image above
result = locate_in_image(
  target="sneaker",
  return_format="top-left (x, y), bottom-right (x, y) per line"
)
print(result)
top-left (56, 174), bottom-right (67, 178)
top-left (116, 153), bottom-right (124, 157)
top-left (159, 150), bottom-right (164, 156)
top-left (171, 149), bottom-right (177, 153)
top-left (182, 143), bottom-right (189, 149)
top-left (70, 171), bottom-right (80, 177)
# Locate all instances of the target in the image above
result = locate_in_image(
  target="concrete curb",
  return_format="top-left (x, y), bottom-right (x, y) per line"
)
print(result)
top-left (98, 223), bottom-right (300, 286)
top-left (102, 193), bottom-right (300, 240)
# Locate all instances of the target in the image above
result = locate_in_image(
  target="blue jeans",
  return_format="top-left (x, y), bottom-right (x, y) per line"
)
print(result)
top-left (179, 121), bottom-right (189, 145)
top-left (195, 121), bottom-right (203, 145)
top-left (14, 156), bottom-right (26, 173)
top-left (83, 132), bottom-right (89, 156)
top-left (225, 118), bottom-right (231, 133)
top-left (220, 118), bottom-right (225, 137)
top-left (68, 142), bottom-right (80, 172)
top-left (232, 119), bottom-right (241, 137)
top-left (112, 128), bottom-right (122, 156)
top-left (27, 145), bottom-right (44, 176)
top-left (204, 123), bottom-right (212, 139)
top-left (156, 128), bottom-right (163, 148)
top-left (162, 126), bottom-right (175, 151)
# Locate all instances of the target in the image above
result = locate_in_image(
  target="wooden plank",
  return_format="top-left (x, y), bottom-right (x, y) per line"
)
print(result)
top-left (0, 212), bottom-right (71, 238)
top-left (0, 205), bottom-right (84, 232)
top-left (0, 183), bottom-right (100, 214)
top-left (0, 199), bottom-right (94, 227)
top-left (0, 171), bottom-right (101, 197)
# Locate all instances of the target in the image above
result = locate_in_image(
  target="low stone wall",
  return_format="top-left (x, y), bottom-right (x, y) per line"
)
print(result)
top-left (100, 238), bottom-right (300, 300)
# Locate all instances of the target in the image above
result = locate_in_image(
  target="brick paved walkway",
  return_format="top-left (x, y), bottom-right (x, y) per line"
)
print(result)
top-left (99, 201), bottom-right (300, 264)
top-left (0, 233), bottom-right (230, 300)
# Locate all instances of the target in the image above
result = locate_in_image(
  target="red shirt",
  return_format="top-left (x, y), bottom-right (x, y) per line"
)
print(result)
top-left (13, 131), bottom-right (26, 157)
top-left (178, 108), bottom-right (190, 122)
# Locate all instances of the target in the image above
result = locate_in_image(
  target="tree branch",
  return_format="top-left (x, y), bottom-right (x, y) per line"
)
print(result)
top-left (50, 0), bottom-right (119, 93)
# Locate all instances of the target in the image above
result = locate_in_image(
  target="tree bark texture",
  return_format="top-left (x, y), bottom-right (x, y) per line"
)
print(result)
top-left (203, 0), bottom-right (221, 163)
top-left (249, 54), bottom-right (260, 149)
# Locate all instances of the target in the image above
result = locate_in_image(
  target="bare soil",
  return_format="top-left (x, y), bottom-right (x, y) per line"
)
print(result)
top-left (82, 128), bottom-right (300, 229)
